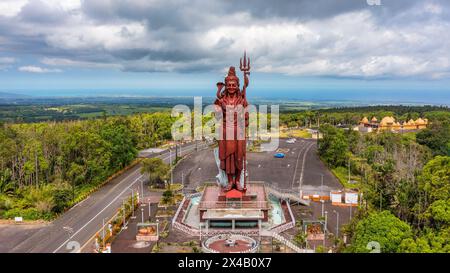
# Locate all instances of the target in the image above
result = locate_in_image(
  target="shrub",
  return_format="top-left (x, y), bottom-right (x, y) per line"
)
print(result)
top-left (53, 186), bottom-right (72, 213)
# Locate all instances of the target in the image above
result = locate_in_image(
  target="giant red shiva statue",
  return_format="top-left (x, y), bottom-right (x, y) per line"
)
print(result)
top-left (214, 52), bottom-right (250, 192)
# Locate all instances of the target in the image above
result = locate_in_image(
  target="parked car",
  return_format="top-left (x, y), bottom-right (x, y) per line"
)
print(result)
top-left (274, 153), bottom-right (285, 158)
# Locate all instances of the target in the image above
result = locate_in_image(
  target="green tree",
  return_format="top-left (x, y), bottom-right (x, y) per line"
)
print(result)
top-left (419, 156), bottom-right (450, 203)
top-left (399, 237), bottom-right (432, 253)
top-left (400, 227), bottom-right (450, 253)
top-left (162, 189), bottom-right (174, 204)
top-left (417, 121), bottom-right (450, 156)
top-left (349, 211), bottom-right (412, 253)
top-left (100, 118), bottom-right (137, 169)
top-left (426, 199), bottom-right (450, 226)
top-left (318, 124), bottom-right (349, 167)
top-left (52, 181), bottom-right (72, 213)
top-left (140, 158), bottom-right (170, 188)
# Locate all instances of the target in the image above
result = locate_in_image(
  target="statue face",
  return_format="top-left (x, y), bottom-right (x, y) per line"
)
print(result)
top-left (226, 80), bottom-right (238, 94)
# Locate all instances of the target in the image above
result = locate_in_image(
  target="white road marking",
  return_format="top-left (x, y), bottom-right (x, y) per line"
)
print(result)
top-left (291, 142), bottom-right (308, 188)
top-left (298, 142), bottom-right (314, 189)
top-left (54, 142), bottom-right (203, 253)
top-left (53, 174), bottom-right (143, 253)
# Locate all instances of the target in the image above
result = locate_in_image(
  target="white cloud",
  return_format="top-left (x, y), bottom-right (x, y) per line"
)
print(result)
top-left (45, 22), bottom-right (152, 51)
top-left (0, 0), bottom-right (28, 17)
top-left (1, 0), bottom-right (450, 79)
top-left (0, 57), bottom-right (16, 64)
top-left (41, 57), bottom-right (120, 69)
top-left (18, 65), bottom-right (62, 73)
top-left (424, 3), bottom-right (443, 15)
top-left (0, 57), bottom-right (16, 70)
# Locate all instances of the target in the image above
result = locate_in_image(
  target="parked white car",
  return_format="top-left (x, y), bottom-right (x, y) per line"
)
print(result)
top-left (286, 138), bottom-right (296, 144)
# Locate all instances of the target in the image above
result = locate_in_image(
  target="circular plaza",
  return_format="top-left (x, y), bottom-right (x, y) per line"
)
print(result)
top-left (202, 234), bottom-right (259, 253)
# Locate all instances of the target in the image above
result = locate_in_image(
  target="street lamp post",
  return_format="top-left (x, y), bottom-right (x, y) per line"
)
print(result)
top-left (102, 217), bottom-right (108, 248)
top-left (320, 174), bottom-right (324, 195)
top-left (130, 189), bottom-right (135, 219)
top-left (324, 211), bottom-right (328, 247)
top-left (122, 199), bottom-right (127, 230)
top-left (148, 201), bottom-right (151, 221)
top-left (156, 219), bottom-right (160, 247)
top-left (320, 200), bottom-right (325, 217)
top-left (333, 210), bottom-right (339, 238)
top-left (140, 178), bottom-right (144, 206)
top-left (102, 218), bottom-right (105, 243)
top-left (171, 151), bottom-right (174, 185)
top-left (141, 208), bottom-right (144, 224)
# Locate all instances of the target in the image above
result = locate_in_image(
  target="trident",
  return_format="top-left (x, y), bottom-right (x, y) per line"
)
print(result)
top-left (239, 51), bottom-right (250, 193)
top-left (239, 51), bottom-right (251, 75)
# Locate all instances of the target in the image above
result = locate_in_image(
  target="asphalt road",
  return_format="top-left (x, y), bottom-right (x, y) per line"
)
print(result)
top-left (5, 138), bottom-right (343, 253)
top-left (7, 141), bottom-right (208, 253)
top-left (173, 138), bottom-right (343, 194)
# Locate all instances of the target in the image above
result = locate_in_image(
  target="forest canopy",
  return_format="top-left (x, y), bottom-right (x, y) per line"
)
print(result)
top-left (0, 112), bottom-right (174, 220)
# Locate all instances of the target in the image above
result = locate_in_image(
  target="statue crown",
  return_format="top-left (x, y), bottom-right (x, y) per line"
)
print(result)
top-left (225, 66), bottom-right (239, 84)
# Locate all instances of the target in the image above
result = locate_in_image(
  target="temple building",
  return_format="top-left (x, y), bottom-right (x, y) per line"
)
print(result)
top-left (354, 116), bottom-right (428, 132)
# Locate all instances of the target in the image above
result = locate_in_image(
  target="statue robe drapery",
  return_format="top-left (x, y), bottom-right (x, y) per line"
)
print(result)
top-left (214, 92), bottom-right (249, 178)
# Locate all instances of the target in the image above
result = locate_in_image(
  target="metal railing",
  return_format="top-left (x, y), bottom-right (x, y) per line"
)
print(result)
top-left (264, 183), bottom-right (310, 206)
top-left (172, 196), bottom-right (187, 226)
top-left (198, 200), bottom-right (269, 210)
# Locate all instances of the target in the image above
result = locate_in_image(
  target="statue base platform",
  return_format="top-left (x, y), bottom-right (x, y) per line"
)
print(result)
top-left (172, 182), bottom-right (298, 238)
top-left (199, 183), bottom-right (269, 226)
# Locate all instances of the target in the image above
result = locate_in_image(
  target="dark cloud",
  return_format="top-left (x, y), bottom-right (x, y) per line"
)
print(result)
top-left (0, 0), bottom-right (449, 78)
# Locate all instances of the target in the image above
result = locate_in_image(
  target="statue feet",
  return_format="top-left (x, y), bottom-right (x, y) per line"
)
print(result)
top-left (235, 180), bottom-right (243, 191)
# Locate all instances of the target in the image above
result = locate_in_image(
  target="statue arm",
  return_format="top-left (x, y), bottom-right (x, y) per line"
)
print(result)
top-left (241, 72), bottom-right (249, 98)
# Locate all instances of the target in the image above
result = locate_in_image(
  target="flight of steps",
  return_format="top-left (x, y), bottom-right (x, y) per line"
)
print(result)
top-left (260, 230), bottom-right (314, 253)
top-left (265, 184), bottom-right (310, 206)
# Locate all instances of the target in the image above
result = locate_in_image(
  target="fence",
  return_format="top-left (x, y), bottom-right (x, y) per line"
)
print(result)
top-left (198, 200), bottom-right (269, 210)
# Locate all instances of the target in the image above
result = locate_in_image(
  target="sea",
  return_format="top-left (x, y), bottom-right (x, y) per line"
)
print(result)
top-left (2, 89), bottom-right (450, 107)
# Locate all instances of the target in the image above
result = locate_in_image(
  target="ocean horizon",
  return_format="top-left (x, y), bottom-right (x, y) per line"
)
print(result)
top-left (2, 89), bottom-right (449, 106)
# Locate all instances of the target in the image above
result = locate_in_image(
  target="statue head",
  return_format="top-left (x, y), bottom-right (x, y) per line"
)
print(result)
top-left (225, 66), bottom-right (239, 94)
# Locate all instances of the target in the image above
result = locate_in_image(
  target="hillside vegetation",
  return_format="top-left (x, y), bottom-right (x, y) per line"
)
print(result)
top-left (0, 113), bottom-right (173, 220)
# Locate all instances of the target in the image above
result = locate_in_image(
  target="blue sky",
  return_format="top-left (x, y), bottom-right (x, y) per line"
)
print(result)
top-left (0, 0), bottom-right (450, 103)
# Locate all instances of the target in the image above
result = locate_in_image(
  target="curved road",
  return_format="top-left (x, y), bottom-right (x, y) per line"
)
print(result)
top-left (9, 141), bottom-right (208, 253)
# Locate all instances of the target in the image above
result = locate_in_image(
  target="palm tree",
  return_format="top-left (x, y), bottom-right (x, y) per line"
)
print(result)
top-left (0, 168), bottom-right (15, 196)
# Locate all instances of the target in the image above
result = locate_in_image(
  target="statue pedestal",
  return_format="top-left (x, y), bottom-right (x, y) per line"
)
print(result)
top-left (199, 182), bottom-right (269, 227)
top-left (172, 181), bottom-right (296, 237)
top-left (217, 188), bottom-right (257, 202)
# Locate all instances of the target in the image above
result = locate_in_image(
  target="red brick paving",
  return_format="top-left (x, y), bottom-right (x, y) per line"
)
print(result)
top-left (208, 239), bottom-right (253, 253)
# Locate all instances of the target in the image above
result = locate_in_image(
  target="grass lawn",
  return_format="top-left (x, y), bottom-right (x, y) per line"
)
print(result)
top-left (280, 128), bottom-right (312, 139)
top-left (149, 183), bottom-right (183, 192)
top-left (331, 166), bottom-right (361, 190)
